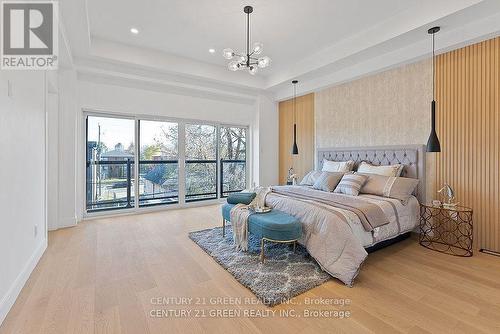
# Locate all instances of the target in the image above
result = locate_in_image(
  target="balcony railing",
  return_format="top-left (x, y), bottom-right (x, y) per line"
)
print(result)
top-left (138, 160), bottom-right (178, 207)
top-left (185, 159), bottom-right (218, 202)
top-left (86, 158), bottom-right (247, 211)
top-left (86, 159), bottom-right (134, 212)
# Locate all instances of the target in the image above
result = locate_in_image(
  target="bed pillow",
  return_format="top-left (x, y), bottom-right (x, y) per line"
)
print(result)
top-left (359, 173), bottom-right (419, 204)
top-left (357, 161), bottom-right (402, 177)
top-left (312, 172), bottom-right (344, 192)
top-left (300, 170), bottom-right (322, 186)
top-left (333, 173), bottom-right (368, 196)
top-left (322, 160), bottom-right (355, 173)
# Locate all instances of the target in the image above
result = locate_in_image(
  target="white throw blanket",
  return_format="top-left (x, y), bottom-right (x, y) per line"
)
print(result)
top-left (230, 187), bottom-right (271, 251)
top-left (230, 203), bottom-right (251, 251)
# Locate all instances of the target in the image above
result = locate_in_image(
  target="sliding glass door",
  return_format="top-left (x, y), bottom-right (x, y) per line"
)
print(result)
top-left (220, 126), bottom-right (247, 197)
top-left (185, 124), bottom-right (218, 202)
top-left (86, 116), bottom-right (135, 212)
top-left (85, 114), bottom-right (248, 214)
top-left (139, 120), bottom-right (179, 206)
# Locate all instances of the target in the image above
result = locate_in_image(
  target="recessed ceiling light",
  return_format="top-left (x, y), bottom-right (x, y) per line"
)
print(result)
top-left (130, 27), bottom-right (139, 34)
top-left (208, 48), bottom-right (215, 54)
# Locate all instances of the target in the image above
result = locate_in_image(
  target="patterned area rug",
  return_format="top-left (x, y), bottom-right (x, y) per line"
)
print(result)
top-left (189, 226), bottom-right (331, 306)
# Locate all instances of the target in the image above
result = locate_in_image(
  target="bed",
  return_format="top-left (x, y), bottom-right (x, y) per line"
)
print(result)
top-left (264, 145), bottom-right (425, 286)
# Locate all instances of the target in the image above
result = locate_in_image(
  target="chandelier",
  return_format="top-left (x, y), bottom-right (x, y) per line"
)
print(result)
top-left (222, 6), bottom-right (271, 75)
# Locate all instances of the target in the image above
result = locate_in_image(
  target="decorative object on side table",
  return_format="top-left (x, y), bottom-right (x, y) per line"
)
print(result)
top-left (286, 167), bottom-right (297, 185)
top-left (432, 199), bottom-right (442, 207)
top-left (437, 183), bottom-right (459, 209)
top-left (419, 203), bottom-right (473, 257)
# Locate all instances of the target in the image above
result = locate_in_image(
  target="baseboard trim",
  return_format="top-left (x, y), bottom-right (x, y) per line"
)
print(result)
top-left (0, 238), bottom-right (47, 326)
top-left (479, 249), bottom-right (500, 257)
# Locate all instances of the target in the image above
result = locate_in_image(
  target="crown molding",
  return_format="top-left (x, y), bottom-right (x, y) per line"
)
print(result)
top-left (76, 60), bottom-right (262, 105)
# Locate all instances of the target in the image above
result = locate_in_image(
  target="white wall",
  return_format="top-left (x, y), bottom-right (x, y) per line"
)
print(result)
top-left (78, 79), bottom-right (257, 124)
top-left (46, 69), bottom-right (79, 231)
top-left (47, 91), bottom-right (59, 230)
top-left (57, 70), bottom-right (79, 228)
top-left (0, 71), bottom-right (47, 324)
top-left (253, 95), bottom-right (279, 187)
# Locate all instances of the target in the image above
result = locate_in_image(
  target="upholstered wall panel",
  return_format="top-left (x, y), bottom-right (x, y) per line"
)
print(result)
top-left (315, 60), bottom-right (436, 202)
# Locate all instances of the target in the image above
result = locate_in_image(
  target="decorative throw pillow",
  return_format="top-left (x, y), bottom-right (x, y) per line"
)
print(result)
top-left (312, 172), bottom-right (344, 192)
top-left (359, 173), bottom-right (419, 204)
top-left (322, 160), bottom-right (355, 173)
top-left (357, 161), bottom-right (402, 177)
top-left (300, 170), bottom-right (323, 186)
top-left (334, 173), bottom-right (368, 196)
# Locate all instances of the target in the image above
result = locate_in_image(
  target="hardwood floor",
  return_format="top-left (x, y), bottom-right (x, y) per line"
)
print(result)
top-left (2, 205), bottom-right (500, 334)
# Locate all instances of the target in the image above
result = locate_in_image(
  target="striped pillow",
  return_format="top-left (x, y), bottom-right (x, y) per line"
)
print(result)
top-left (358, 173), bottom-right (419, 204)
top-left (334, 173), bottom-right (368, 196)
top-left (312, 172), bottom-right (344, 192)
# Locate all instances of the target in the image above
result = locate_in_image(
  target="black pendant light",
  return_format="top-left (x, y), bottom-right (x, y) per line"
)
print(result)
top-left (426, 26), bottom-right (441, 152)
top-left (292, 80), bottom-right (299, 155)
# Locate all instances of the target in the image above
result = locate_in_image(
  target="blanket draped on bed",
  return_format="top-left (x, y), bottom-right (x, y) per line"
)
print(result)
top-left (271, 185), bottom-right (389, 231)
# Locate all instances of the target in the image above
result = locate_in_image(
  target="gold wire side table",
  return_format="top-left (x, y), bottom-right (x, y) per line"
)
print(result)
top-left (419, 204), bottom-right (473, 257)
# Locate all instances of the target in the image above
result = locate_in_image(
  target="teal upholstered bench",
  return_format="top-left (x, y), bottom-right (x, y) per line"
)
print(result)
top-left (221, 203), bottom-right (302, 262)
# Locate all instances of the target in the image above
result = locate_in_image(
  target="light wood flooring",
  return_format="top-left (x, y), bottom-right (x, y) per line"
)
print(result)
top-left (1, 205), bottom-right (500, 334)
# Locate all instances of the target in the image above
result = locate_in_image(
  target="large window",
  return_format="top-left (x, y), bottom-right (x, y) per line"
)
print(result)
top-left (85, 114), bottom-right (248, 213)
top-left (86, 116), bottom-right (135, 212)
top-left (185, 124), bottom-right (217, 202)
top-left (139, 120), bottom-right (179, 206)
top-left (220, 126), bottom-right (247, 197)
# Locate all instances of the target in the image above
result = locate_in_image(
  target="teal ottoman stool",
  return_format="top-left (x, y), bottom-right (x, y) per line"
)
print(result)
top-left (221, 203), bottom-right (234, 237)
top-left (221, 203), bottom-right (302, 262)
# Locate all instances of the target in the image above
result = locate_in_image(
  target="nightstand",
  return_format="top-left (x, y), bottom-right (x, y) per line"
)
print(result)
top-left (419, 203), bottom-right (473, 257)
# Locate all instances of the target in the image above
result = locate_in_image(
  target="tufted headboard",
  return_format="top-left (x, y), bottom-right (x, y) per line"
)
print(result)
top-left (317, 145), bottom-right (426, 203)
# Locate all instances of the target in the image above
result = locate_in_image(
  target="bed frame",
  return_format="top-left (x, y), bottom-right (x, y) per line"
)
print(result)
top-left (316, 145), bottom-right (426, 203)
top-left (317, 145), bottom-right (426, 252)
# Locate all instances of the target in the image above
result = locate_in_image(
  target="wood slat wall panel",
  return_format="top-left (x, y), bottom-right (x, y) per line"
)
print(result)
top-left (278, 93), bottom-right (314, 185)
top-left (435, 37), bottom-right (500, 252)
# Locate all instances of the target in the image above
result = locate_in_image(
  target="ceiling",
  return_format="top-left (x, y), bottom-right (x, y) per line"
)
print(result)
top-left (61, 0), bottom-right (500, 101)
top-left (86, 0), bottom-right (418, 76)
